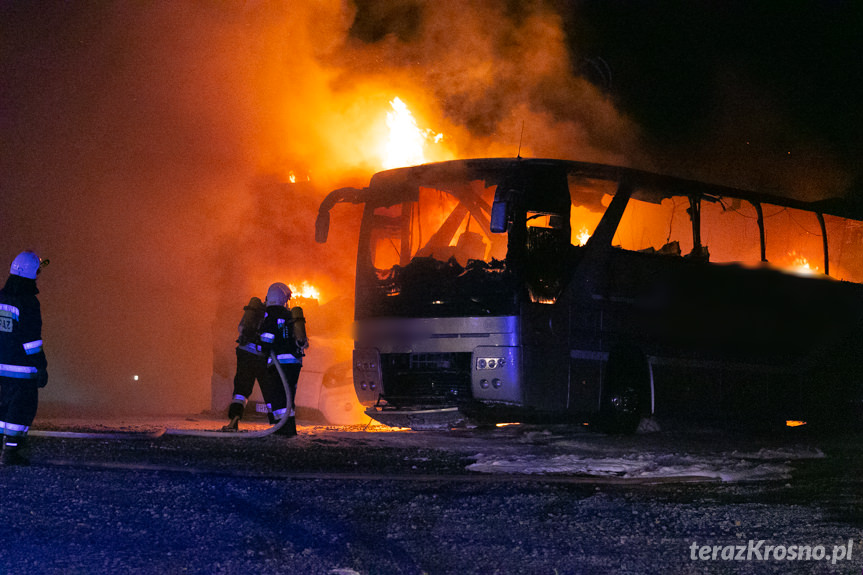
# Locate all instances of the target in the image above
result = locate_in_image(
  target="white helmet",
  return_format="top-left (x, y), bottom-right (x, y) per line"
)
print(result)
top-left (10, 251), bottom-right (41, 280)
top-left (265, 282), bottom-right (291, 307)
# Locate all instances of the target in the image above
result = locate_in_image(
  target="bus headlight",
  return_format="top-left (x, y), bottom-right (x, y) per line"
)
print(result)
top-left (476, 357), bottom-right (505, 370)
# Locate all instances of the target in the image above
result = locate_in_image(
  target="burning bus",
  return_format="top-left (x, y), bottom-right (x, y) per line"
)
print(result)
top-left (316, 157), bottom-right (863, 432)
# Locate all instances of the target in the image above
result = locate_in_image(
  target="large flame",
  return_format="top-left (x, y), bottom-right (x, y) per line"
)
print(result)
top-left (382, 97), bottom-right (443, 170)
top-left (289, 281), bottom-right (321, 301)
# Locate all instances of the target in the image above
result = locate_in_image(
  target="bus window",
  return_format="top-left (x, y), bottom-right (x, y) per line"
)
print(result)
top-left (370, 203), bottom-right (408, 271)
top-left (569, 176), bottom-right (614, 246)
top-left (370, 183), bottom-right (503, 275)
top-left (612, 195), bottom-right (692, 256)
top-left (414, 183), bottom-right (503, 265)
top-left (700, 198), bottom-right (762, 265)
top-left (570, 203), bottom-right (605, 246)
top-left (762, 205), bottom-right (825, 275)
top-left (824, 214), bottom-right (863, 283)
top-left (524, 210), bottom-right (570, 304)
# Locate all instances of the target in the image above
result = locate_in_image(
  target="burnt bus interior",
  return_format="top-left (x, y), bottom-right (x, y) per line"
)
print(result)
top-left (318, 159), bottom-right (863, 430)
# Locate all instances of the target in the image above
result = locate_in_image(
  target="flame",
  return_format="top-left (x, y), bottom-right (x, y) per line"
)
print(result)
top-left (382, 97), bottom-right (443, 170)
top-left (787, 251), bottom-right (818, 275)
top-left (289, 281), bottom-right (321, 301)
top-left (786, 420), bottom-right (807, 427)
top-left (286, 170), bottom-right (310, 183)
top-left (576, 226), bottom-right (591, 246)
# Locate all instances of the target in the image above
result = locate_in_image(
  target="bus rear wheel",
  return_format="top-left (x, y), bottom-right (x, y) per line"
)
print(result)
top-left (598, 344), bottom-right (650, 434)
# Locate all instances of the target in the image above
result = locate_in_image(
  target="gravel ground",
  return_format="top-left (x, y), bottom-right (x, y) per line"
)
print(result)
top-left (1, 416), bottom-right (862, 574)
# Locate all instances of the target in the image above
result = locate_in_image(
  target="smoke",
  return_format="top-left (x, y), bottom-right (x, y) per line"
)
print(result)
top-left (1, 1), bottom-right (639, 415)
top-left (336, 1), bottom-right (642, 163)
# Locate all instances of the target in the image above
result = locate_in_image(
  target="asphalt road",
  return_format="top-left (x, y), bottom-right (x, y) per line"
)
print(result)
top-left (1, 419), bottom-right (862, 574)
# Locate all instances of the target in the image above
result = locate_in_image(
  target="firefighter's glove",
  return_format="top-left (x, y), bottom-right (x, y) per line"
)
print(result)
top-left (36, 369), bottom-right (48, 388)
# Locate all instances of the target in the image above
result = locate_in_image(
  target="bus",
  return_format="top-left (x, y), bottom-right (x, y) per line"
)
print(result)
top-left (315, 158), bottom-right (863, 431)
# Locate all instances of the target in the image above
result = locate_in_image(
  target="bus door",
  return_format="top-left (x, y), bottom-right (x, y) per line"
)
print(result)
top-left (511, 168), bottom-right (575, 414)
top-left (520, 209), bottom-right (573, 413)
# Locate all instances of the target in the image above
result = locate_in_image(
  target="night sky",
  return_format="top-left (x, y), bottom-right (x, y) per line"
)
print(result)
top-left (566, 1), bottom-right (863, 197)
top-left (1, 1), bottom-right (860, 414)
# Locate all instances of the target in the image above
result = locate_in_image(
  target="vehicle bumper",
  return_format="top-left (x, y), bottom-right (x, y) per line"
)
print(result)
top-left (364, 406), bottom-right (467, 430)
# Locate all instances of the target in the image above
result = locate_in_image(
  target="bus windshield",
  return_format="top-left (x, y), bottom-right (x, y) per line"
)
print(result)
top-left (356, 178), bottom-right (516, 319)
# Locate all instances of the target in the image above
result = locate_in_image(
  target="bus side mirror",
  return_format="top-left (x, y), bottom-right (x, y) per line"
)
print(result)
top-left (490, 200), bottom-right (508, 233)
top-left (315, 211), bottom-right (330, 243)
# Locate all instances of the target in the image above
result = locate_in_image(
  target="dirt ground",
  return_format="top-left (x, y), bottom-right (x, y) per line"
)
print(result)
top-left (1, 415), bottom-right (862, 574)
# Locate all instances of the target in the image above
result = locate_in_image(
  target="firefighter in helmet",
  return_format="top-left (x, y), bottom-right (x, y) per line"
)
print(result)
top-left (0, 251), bottom-right (48, 466)
top-left (258, 282), bottom-right (307, 437)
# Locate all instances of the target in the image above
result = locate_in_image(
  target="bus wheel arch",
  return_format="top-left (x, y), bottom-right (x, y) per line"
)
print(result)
top-left (598, 343), bottom-right (652, 434)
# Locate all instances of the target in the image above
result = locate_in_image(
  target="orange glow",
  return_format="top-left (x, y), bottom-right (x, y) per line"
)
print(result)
top-left (363, 425), bottom-right (411, 432)
top-left (382, 97), bottom-right (443, 170)
top-left (495, 422), bottom-right (521, 427)
top-left (786, 420), bottom-right (807, 427)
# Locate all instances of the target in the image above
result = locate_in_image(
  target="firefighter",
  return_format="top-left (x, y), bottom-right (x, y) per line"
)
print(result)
top-left (221, 294), bottom-right (268, 431)
top-left (258, 282), bottom-right (307, 437)
top-left (0, 251), bottom-right (48, 466)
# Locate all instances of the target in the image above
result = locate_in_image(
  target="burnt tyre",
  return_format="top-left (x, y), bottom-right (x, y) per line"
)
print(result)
top-left (598, 344), bottom-right (651, 434)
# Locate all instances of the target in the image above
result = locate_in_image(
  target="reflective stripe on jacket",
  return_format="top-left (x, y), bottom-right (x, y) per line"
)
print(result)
top-left (0, 364), bottom-right (38, 379)
top-left (266, 353), bottom-right (301, 365)
top-left (237, 342), bottom-right (263, 356)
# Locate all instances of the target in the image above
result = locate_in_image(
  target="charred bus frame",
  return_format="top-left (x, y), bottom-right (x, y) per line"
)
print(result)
top-left (316, 158), bottom-right (863, 431)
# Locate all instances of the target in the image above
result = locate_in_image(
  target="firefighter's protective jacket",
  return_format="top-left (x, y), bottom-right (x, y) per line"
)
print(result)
top-left (0, 275), bottom-right (47, 381)
top-left (259, 305), bottom-right (303, 365)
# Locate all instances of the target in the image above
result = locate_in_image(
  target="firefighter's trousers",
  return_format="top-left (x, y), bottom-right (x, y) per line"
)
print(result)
top-left (227, 348), bottom-right (268, 420)
top-left (0, 377), bottom-right (39, 437)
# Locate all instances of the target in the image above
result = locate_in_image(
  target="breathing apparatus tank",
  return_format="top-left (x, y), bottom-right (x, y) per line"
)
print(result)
top-left (291, 306), bottom-right (307, 353)
top-left (238, 296), bottom-right (266, 346)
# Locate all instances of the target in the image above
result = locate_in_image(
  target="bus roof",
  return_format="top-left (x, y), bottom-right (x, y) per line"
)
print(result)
top-left (365, 157), bottom-right (863, 221)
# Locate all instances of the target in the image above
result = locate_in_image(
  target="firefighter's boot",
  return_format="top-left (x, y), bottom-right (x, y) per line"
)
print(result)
top-left (221, 416), bottom-right (240, 432)
top-left (275, 416), bottom-right (297, 437)
top-left (1, 435), bottom-right (30, 467)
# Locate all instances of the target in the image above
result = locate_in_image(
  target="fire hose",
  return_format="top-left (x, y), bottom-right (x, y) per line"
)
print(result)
top-left (30, 351), bottom-right (294, 440)
top-left (164, 351), bottom-right (293, 438)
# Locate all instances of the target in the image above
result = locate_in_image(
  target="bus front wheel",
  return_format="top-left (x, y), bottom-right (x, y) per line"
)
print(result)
top-left (598, 344), bottom-right (650, 434)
